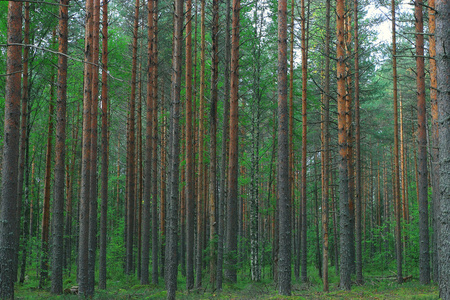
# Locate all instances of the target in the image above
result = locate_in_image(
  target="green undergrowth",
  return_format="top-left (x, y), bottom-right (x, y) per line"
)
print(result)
top-left (15, 267), bottom-right (439, 299)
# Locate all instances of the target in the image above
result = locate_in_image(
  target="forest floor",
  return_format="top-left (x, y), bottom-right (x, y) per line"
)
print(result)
top-left (15, 270), bottom-right (440, 299)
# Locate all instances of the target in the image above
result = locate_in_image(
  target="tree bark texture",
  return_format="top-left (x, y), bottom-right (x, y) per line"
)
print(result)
top-left (78, 0), bottom-right (94, 294)
top-left (217, 0), bottom-right (231, 289)
top-left (99, 0), bottom-right (109, 289)
top-left (391, 0), bottom-right (403, 284)
top-left (321, 0), bottom-right (331, 291)
top-left (436, 0), bottom-right (450, 297)
top-left (88, 0), bottom-right (101, 293)
top-left (0, 2), bottom-right (22, 298)
top-left (51, 0), bottom-right (69, 293)
top-left (142, 0), bottom-right (155, 285)
top-left (209, 0), bottom-right (219, 286)
top-left (428, 0), bottom-right (439, 283)
top-left (185, 0), bottom-right (195, 290)
top-left (300, 0), bottom-right (308, 283)
top-left (225, 0), bottom-right (240, 284)
top-left (166, 0), bottom-right (183, 298)
top-left (415, 0), bottom-right (430, 284)
top-left (277, 0), bottom-right (291, 295)
top-left (337, 0), bottom-right (351, 289)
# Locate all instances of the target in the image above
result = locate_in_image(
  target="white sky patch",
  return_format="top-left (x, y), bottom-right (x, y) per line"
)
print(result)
top-left (365, 0), bottom-right (412, 44)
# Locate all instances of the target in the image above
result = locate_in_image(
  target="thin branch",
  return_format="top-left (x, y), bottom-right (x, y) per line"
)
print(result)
top-left (0, 43), bottom-right (124, 82)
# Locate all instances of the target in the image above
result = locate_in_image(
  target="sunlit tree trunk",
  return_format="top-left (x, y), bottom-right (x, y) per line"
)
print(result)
top-left (337, 0), bottom-right (351, 289)
top-left (428, 0), bottom-right (439, 283)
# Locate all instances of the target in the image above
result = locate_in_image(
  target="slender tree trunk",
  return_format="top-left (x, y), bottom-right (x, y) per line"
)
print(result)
top-left (185, 0), bottom-right (195, 290)
top-left (391, 0), bottom-right (403, 284)
top-left (300, 0), bottom-right (308, 283)
top-left (51, 0), bottom-right (69, 293)
top-left (0, 3), bottom-right (22, 298)
top-left (415, 0), bottom-right (430, 284)
top-left (436, 0), bottom-right (450, 297)
top-left (126, 0), bottom-right (139, 275)
top-left (17, 1), bottom-right (31, 286)
top-left (225, 0), bottom-right (240, 284)
top-left (88, 0), bottom-right (101, 292)
top-left (216, 0), bottom-right (231, 289)
top-left (428, 0), bottom-right (439, 283)
top-left (78, 0), bottom-right (94, 294)
top-left (337, 0), bottom-right (351, 289)
top-left (322, 0), bottom-right (331, 291)
top-left (277, 0), bottom-right (291, 295)
top-left (209, 0), bottom-right (219, 286)
top-left (354, 0), bottom-right (362, 285)
top-left (166, 0), bottom-right (183, 298)
top-left (40, 73), bottom-right (55, 289)
top-left (142, 0), bottom-right (155, 285)
top-left (288, 0), bottom-right (296, 280)
top-left (151, 0), bottom-right (159, 285)
top-left (196, 0), bottom-right (206, 288)
top-left (99, 0), bottom-right (109, 289)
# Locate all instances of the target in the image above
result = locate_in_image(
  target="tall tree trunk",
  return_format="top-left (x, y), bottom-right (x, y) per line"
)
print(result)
top-left (321, 0), bottom-right (331, 291)
top-left (126, 0), bottom-right (139, 275)
top-left (51, 0), bottom-right (69, 293)
top-left (78, 0), bottom-right (94, 295)
top-left (391, 0), bottom-right (403, 284)
top-left (225, 0), bottom-right (240, 284)
top-left (300, 0), bottom-right (308, 283)
top-left (354, 0), bottom-right (362, 285)
top-left (142, 0), bottom-right (155, 285)
top-left (337, 0), bottom-right (351, 289)
top-left (99, 0), bottom-right (109, 289)
top-left (18, 1), bottom-right (31, 286)
top-left (277, 0), bottom-right (291, 295)
top-left (88, 0), bottom-right (101, 293)
top-left (196, 0), bottom-right (206, 288)
top-left (166, 0), bottom-right (183, 298)
top-left (185, 0), bottom-right (195, 290)
top-left (0, 3), bottom-right (22, 298)
top-left (40, 72), bottom-right (55, 289)
top-left (415, 0), bottom-right (430, 284)
top-left (216, 0), bottom-right (231, 289)
top-left (288, 0), bottom-right (296, 280)
top-left (436, 0), bottom-right (450, 297)
top-left (209, 0), bottom-right (219, 286)
top-left (151, 0), bottom-right (159, 285)
top-left (428, 0), bottom-right (439, 284)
